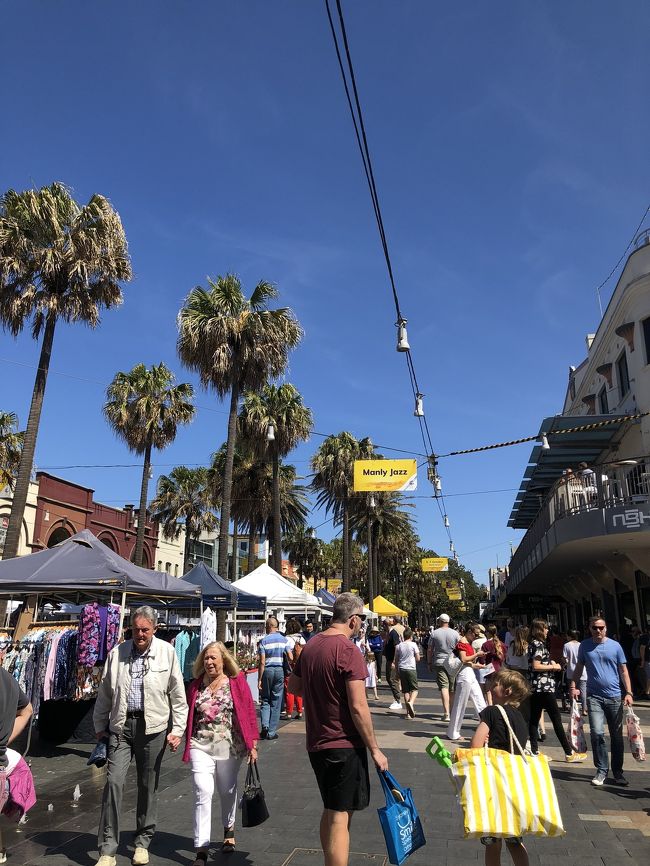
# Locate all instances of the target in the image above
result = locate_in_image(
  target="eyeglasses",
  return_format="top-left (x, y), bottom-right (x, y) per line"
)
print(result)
top-left (591, 625), bottom-right (605, 631)
top-left (351, 613), bottom-right (367, 622)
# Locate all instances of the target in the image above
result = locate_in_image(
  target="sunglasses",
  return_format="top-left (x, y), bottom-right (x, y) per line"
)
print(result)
top-left (591, 625), bottom-right (605, 631)
top-left (350, 613), bottom-right (367, 622)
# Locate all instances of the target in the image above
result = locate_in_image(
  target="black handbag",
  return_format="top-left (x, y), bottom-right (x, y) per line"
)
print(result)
top-left (241, 760), bottom-right (269, 827)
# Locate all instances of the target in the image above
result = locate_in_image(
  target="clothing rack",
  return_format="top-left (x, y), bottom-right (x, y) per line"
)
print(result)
top-left (28, 621), bottom-right (79, 629)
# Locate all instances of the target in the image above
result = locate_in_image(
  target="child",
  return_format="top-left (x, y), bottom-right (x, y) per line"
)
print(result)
top-left (365, 648), bottom-right (378, 700)
top-left (470, 669), bottom-right (531, 866)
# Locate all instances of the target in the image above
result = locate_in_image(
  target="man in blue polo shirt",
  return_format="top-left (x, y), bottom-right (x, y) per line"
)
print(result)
top-left (570, 615), bottom-right (634, 788)
top-left (257, 616), bottom-right (291, 740)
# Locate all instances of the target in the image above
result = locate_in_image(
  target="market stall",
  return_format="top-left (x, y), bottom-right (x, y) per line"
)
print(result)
top-left (232, 562), bottom-right (324, 629)
top-left (373, 595), bottom-right (408, 618)
top-left (0, 530), bottom-right (201, 744)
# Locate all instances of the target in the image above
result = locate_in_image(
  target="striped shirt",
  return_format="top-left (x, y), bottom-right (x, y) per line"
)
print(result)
top-left (127, 649), bottom-right (149, 712)
top-left (258, 632), bottom-right (290, 667)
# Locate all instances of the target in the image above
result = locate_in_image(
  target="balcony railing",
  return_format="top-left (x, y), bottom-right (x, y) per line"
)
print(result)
top-left (505, 459), bottom-right (650, 598)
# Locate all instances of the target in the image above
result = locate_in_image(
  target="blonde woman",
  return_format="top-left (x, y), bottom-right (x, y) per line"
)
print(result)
top-left (183, 642), bottom-right (258, 863)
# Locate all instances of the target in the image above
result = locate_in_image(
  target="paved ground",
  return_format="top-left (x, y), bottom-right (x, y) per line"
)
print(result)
top-left (2, 666), bottom-right (649, 866)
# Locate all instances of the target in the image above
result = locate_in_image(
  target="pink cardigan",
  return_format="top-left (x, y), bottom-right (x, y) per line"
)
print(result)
top-left (182, 672), bottom-right (258, 762)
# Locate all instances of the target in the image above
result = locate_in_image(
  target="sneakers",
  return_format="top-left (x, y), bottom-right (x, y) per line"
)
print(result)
top-left (259, 727), bottom-right (269, 739)
top-left (613, 773), bottom-right (629, 787)
top-left (405, 701), bottom-right (415, 718)
top-left (133, 849), bottom-right (149, 865)
top-left (388, 701), bottom-right (402, 710)
top-left (97, 857), bottom-right (117, 866)
top-left (565, 752), bottom-right (588, 763)
top-left (591, 771), bottom-right (607, 787)
top-left (441, 713), bottom-right (450, 722)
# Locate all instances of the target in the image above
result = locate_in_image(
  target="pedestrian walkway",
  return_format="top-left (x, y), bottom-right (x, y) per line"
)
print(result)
top-left (3, 667), bottom-right (649, 865)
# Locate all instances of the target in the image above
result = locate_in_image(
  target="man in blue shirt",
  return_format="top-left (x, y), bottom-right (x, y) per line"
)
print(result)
top-left (570, 615), bottom-right (634, 788)
top-left (257, 616), bottom-right (291, 740)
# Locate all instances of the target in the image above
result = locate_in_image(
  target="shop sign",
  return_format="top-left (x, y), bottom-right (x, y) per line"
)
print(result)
top-left (421, 557), bottom-right (448, 572)
top-left (353, 459), bottom-right (417, 492)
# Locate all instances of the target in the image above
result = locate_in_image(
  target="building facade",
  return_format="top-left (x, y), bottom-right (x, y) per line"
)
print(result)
top-left (500, 233), bottom-right (650, 632)
top-left (0, 481), bottom-right (38, 557)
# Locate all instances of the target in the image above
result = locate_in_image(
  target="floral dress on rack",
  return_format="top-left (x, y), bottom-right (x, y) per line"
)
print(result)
top-left (190, 681), bottom-right (247, 760)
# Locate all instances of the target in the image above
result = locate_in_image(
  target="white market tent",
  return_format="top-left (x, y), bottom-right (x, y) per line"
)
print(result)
top-left (232, 563), bottom-right (322, 615)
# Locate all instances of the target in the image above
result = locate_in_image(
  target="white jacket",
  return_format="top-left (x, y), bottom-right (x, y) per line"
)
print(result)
top-left (93, 636), bottom-right (188, 737)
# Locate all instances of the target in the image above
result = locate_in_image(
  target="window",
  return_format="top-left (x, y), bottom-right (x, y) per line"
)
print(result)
top-left (643, 317), bottom-right (650, 364)
top-left (617, 351), bottom-right (630, 398)
top-left (174, 564), bottom-right (178, 577)
top-left (157, 560), bottom-right (162, 571)
top-left (165, 562), bottom-right (171, 574)
top-left (598, 386), bottom-right (609, 414)
top-left (0, 515), bottom-right (7, 553)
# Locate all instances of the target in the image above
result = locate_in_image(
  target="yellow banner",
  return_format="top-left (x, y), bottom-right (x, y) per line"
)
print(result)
top-left (446, 590), bottom-right (462, 601)
top-left (441, 578), bottom-right (460, 590)
top-left (353, 459), bottom-right (417, 492)
top-left (422, 557), bottom-right (448, 573)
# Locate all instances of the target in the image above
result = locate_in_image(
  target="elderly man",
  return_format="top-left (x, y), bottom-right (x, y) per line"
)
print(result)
top-left (289, 593), bottom-right (387, 866)
top-left (426, 614), bottom-right (460, 722)
top-left (94, 606), bottom-right (188, 866)
top-left (570, 615), bottom-right (634, 788)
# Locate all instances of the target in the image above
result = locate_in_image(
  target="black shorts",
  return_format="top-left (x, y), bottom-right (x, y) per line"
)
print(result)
top-left (308, 747), bottom-right (370, 812)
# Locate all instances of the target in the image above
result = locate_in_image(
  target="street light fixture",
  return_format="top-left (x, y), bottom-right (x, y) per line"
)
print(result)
top-left (414, 393), bottom-right (424, 417)
top-left (396, 318), bottom-right (410, 352)
top-left (266, 423), bottom-right (275, 442)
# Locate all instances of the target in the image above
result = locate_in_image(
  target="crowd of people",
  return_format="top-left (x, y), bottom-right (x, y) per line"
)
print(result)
top-left (0, 600), bottom-right (645, 866)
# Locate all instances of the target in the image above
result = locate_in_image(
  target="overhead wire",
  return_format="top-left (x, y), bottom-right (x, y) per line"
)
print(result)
top-left (325, 0), bottom-right (455, 560)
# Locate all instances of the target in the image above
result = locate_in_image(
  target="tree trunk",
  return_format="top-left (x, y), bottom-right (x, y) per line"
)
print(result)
top-left (134, 437), bottom-right (152, 567)
top-left (217, 382), bottom-right (239, 579)
top-left (247, 528), bottom-right (256, 573)
top-left (3, 315), bottom-right (56, 560)
top-left (372, 529), bottom-right (379, 598)
top-left (183, 517), bottom-right (192, 573)
top-left (367, 516), bottom-right (374, 611)
top-left (272, 447), bottom-right (282, 573)
top-left (342, 499), bottom-right (350, 592)
top-left (297, 554), bottom-right (303, 590)
top-left (229, 524), bottom-right (239, 582)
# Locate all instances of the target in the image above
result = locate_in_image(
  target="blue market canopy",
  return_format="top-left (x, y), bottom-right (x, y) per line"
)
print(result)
top-left (315, 588), bottom-right (336, 606)
top-left (181, 562), bottom-right (266, 610)
top-left (0, 529), bottom-right (201, 600)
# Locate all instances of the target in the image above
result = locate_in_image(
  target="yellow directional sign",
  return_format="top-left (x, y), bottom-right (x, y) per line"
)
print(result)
top-left (421, 557), bottom-right (448, 573)
top-left (446, 590), bottom-right (462, 601)
top-left (353, 459), bottom-right (417, 492)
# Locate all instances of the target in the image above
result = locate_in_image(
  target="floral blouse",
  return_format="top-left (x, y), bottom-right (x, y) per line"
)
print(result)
top-left (190, 680), bottom-right (246, 759)
top-left (528, 639), bottom-right (556, 693)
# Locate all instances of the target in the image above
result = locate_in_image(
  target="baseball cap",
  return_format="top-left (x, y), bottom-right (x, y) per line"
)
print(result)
top-left (438, 614), bottom-right (450, 622)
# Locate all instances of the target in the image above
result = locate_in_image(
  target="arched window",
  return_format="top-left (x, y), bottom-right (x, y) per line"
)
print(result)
top-left (47, 526), bottom-right (72, 548)
top-left (99, 535), bottom-right (116, 551)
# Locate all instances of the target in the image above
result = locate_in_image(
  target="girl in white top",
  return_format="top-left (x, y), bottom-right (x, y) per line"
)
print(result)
top-left (394, 628), bottom-right (421, 718)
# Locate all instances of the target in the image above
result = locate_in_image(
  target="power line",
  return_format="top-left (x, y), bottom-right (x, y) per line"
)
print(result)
top-left (595, 201), bottom-right (650, 315)
top-left (324, 0), bottom-right (455, 558)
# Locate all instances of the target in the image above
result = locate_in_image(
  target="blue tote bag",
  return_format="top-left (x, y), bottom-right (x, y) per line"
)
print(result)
top-left (377, 769), bottom-right (426, 865)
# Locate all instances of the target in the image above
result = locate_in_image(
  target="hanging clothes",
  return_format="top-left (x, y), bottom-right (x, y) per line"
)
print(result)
top-left (200, 607), bottom-right (217, 649)
top-left (77, 603), bottom-right (121, 667)
top-left (175, 628), bottom-right (200, 681)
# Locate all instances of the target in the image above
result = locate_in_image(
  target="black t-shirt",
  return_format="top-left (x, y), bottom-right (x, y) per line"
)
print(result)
top-left (0, 668), bottom-right (29, 762)
top-left (384, 629), bottom-right (402, 663)
top-left (479, 704), bottom-right (528, 754)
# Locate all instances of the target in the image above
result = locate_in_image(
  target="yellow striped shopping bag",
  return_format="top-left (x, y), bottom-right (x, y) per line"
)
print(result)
top-left (451, 746), bottom-right (565, 839)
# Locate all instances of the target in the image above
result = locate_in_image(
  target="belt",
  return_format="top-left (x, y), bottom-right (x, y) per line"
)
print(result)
top-left (126, 710), bottom-right (144, 718)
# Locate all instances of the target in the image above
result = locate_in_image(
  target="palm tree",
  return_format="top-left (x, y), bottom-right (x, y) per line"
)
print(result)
top-left (104, 363), bottom-right (195, 566)
top-left (150, 466), bottom-right (217, 571)
top-left (283, 525), bottom-right (319, 589)
top-left (239, 383), bottom-right (313, 571)
top-left (0, 412), bottom-right (23, 490)
top-left (208, 444), bottom-right (255, 581)
top-left (0, 182), bottom-right (131, 559)
top-left (311, 433), bottom-right (373, 591)
top-left (177, 274), bottom-right (302, 582)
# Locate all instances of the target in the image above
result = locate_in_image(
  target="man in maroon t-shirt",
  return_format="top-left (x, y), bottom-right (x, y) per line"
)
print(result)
top-left (289, 593), bottom-right (388, 866)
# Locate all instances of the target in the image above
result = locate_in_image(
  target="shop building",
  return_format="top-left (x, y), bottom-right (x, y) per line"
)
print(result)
top-left (501, 232), bottom-right (650, 632)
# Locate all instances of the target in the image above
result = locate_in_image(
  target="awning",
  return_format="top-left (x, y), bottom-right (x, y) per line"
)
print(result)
top-left (372, 595), bottom-right (408, 617)
top-left (508, 414), bottom-right (633, 529)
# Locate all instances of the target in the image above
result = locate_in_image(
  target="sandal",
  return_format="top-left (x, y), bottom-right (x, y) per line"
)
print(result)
top-left (192, 851), bottom-right (208, 866)
top-left (223, 827), bottom-right (236, 851)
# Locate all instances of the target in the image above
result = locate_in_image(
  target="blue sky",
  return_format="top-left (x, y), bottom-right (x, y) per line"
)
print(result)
top-left (2, 1), bottom-right (650, 583)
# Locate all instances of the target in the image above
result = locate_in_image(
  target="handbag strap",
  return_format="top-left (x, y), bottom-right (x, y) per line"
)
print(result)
top-left (376, 768), bottom-right (405, 805)
top-left (245, 760), bottom-right (261, 788)
top-left (494, 704), bottom-right (527, 759)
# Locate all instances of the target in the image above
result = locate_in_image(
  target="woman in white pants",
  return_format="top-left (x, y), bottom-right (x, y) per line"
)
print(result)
top-left (447, 623), bottom-right (487, 741)
top-left (182, 642), bottom-right (258, 864)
